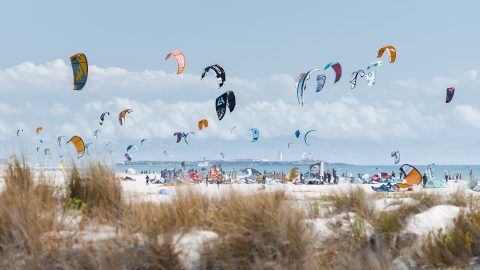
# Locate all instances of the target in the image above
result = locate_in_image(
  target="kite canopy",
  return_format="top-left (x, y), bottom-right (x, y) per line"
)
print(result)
top-left (294, 130), bottom-right (301, 138)
top-left (242, 168), bottom-right (262, 176)
top-left (399, 164), bottom-right (422, 185)
top-left (377, 45), bottom-right (396, 63)
top-left (57, 136), bottom-right (66, 147)
top-left (124, 152), bottom-right (132, 162)
top-left (99, 112), bottom-right (110, 125)
top-left (296, 69), bottom-right (329, 105)
top-left (126, 145), bottom-right (137, 152)
top-left (316, 75), bottom-right (326, 92)
top-left (70, 53), bottom-right (88, 90)
top-left (198, 119), bottom-right (209, 130)
top-left (250, 128), bottom-right (260, 142)
top-left (165, 50), bottom-right (186, 74)
top-left (227, 91), bottom-right (236, 112)
top-left (140, 139), bottom-right (148, 146)
top-left (349, 70), bottom-right (365, 89)
top-left (304, 130), bottom-right (317, 146)
top-left (446, 87), bottom-right (455, 103)
top-left (173, 132), bottom-right (182, 143)
top-left (288, 142), bottom-right (294, 148)
top-left (67, 136), bottom-right (85, 158)
top-left (324, 61), bottom-right (342, 83)
top-left (118, 109), bottom-right (133, 125)
top-left (391, 150), bottom-right (400, 164)
top-left (182, 132), bottom-right (195, 144)
top-left (16, 129), bottom-right (23, 136)
top-left (426, 163), bottom-right (435, 179)
top-left (297, 69), bottom-right (321, 105)
top-left (216, 91), bottom-right (236, 120)
top-left (366, 61), bottom-right (382, 87)
top-left (201, 64), bottom-right (226, 88)
top-left (93, 129), bottom-right (101, 139)
top-left (35, 127), bottom-right (43, 135)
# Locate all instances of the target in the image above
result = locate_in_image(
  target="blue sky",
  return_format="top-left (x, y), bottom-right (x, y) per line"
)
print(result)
top-left (0, 0), bottom-right (479, 164)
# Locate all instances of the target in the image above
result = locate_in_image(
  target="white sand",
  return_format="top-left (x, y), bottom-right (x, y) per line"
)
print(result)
top-left (403, 205), bottom-right (463, 236)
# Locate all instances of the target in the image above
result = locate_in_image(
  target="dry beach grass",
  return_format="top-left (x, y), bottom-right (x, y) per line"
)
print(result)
top-left (0, 157), bottom-right (479, 269)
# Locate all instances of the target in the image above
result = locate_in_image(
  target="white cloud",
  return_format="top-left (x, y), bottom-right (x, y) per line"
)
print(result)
top-left (465, 70), bottom-right (478, 80)
top-left (454, 105), bottom-right (480, 129)
top-left (0, 59), bottom-right (479, 163)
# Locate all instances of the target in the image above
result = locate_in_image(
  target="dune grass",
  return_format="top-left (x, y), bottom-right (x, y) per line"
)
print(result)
top-left (1, 158), bottom-right (480, 269)
top-left (66, 163), bottom-right (122, 220)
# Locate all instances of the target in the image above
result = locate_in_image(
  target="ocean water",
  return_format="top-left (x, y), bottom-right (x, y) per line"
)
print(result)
top-left (116, 161), bottom-right (480, 180)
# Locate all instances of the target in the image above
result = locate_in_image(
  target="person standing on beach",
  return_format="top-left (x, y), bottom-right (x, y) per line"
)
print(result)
top-left (145, 175), bottom-right (150, 186)
top-left (422, 173), bottom-right (428, 187)
top-left (444, 171), bottom-right (448, 182)
top-left (206, 174), bottom-right (209, 186)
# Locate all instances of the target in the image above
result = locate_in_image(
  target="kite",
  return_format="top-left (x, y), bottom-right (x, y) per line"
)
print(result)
top-left (296, 69), bottom-right (327, 105)
top-left (140, 139), bottom-right (148, 146)
top-left (399, 164), bottom-right (422, 186)
top-left (165, 50), bottom-right (186, 74)
top-left (366, 61), bottom-right (382, 87)
top-left (316, 75), bottom-right (326, 92)
top-left (70, 53), bottom-right (88, 90)
top-left (426, 163), bottom-right (435, 179)
top-left (304, 130), bottom-right (317, 146)
top-left (163, 150), bottom-right (168, 156)
top-left (249, 128), bottom-right (260, 143)
top-left (173, 132), bottom-right (182, 143)
top-left (198, 119), bottom-right (209, 131)
top-left (216, 91), bottom-right (236, 120)
top-left (446, 87), bottom-right (455, 103)
top-left (67, 136), bottom-right (85, 158)
top-left (44, 148), bottom-right (50, 156)
top-left (35, 127), bottom-right (43, 135)
top-left (201, 64), bottom-right (226, 88)
top-left (294, 130), bottom-right (301, 138)
top-left (391, 150), bottom-right (400, 165)
top-left (220, 152), bottom-right (225, 159)
top-left (349, 70), bottom-right (365, 89)
top-left (57, 136), bottom-right (66, 147)
top-left (288, 142), bottom-right (294, 148)
top-left (99, 112), bottom-right (110, 125)
top-left (324, 61), bottom-right (342, 83)
top-left (93, 129), bottom-right (101, 139)
top-left (231, 126), bottom-right (237, 133)
top-left (124, 152), bottom-right (132, 162)
top-left (16, 129), bottom-right (23, 136)
top-left (377, 45), bottom-right (396, 63)
top-left (84, 143), bottom-right (93, 154)
top-left (126, 144), bottom-right (138, 152)
top-left (183, 132), bottom-right (195, 145)
top-left (118, 109), bottom-right (133, 125)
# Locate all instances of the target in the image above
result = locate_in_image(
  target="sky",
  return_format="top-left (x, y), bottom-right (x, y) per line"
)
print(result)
top-left (0, 0), bottom-right (479, 164)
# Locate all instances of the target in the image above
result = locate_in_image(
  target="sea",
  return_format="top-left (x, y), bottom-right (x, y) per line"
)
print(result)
top-left (116, 160), bottom-right (480, 180)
